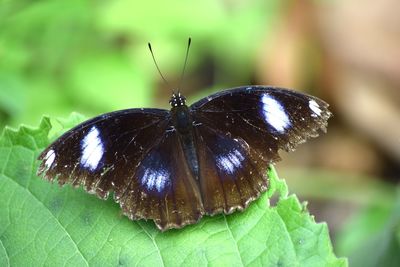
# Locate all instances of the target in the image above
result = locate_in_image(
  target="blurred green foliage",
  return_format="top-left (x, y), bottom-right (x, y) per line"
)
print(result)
top-left (0, 0), bottom-right (281, 129)
top-left (336, 191), bottom-right (400, 267)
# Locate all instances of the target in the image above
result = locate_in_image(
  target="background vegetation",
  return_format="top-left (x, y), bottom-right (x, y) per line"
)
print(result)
top-left (1, 0), bottom-right (399, 266)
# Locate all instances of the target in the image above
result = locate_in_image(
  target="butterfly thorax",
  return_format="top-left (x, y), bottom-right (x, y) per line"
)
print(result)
top-left (171, 105), bottom-right (192, 134)
top-left (170, 92), bottom-right (191, 134)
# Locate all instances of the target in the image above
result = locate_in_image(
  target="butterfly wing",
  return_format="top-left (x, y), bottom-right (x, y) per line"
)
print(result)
top-left (190, 86), bottom-right (331, 214)
top-left (38, 108), bottom-right (203, 230)
top-left (194, 124), bottom-right (269, 215)
top-left (119, 129), bottom-right (203, 230)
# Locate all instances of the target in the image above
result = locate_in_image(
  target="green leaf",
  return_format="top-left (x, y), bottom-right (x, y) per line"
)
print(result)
top-left (0, 116), bottom-right (346, 266)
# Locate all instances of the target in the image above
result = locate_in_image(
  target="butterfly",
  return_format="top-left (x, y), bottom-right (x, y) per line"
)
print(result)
top-left (37, 85), bottom-right (331, 231)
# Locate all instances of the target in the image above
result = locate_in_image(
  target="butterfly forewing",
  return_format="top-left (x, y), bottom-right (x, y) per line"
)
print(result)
top-left (38, 109), bottom-right (170, 199)
top-left (191, 86), bottom-right (331, 157)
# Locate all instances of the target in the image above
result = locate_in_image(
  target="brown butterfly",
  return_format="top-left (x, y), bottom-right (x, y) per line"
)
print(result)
top-left (37, 84), bottom-right (331, 231)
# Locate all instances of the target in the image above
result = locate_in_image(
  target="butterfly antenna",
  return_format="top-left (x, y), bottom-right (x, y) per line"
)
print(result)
top-left (148, 42), bottom-right (171, 91)
top-left (178, 37), bottom-right (192, 93)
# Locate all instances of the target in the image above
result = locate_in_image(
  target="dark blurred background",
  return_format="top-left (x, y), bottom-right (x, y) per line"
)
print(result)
top-left (1, 1), bottom-right (399, 265)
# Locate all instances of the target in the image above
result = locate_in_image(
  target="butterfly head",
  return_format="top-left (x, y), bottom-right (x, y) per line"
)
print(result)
top-left (169, 92), bottom-right (186, 107)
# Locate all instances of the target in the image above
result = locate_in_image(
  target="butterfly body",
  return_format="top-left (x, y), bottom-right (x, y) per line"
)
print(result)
top-left (170, 94), bottom-right (201, 181)
top-left (38, 86), bottom-right (331, 230)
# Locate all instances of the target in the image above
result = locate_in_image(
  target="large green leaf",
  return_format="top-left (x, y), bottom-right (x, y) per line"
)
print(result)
top-left (0, 116), bottom-right (347, 266)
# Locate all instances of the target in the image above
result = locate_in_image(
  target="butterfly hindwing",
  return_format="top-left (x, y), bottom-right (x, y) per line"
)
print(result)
top-left (195, 124), bottom-right (269, 214)
top-left (118, 130), bottom-right (204, 230)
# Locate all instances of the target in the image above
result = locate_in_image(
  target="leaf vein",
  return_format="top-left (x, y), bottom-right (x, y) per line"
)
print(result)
top-left (0, 238), bottom-right (10, 267)
top-left (223, 215), bottom-right (244, 266)
top-left (136, 222), bottom-right (165, 267)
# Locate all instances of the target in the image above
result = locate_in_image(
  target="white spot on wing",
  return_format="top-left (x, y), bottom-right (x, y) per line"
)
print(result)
top-left (141, 168), bottom-right (170, 192)
top-left (216, 149), bottom-right (245, 175)
top-left (261, 94), bottom-right (291, 133)
top-left (80, 126), bottom-right (104, 171)
top-left (44, 149), bottom-right (56, 169)
top-left (309, 99), bottom-right (322, 116)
